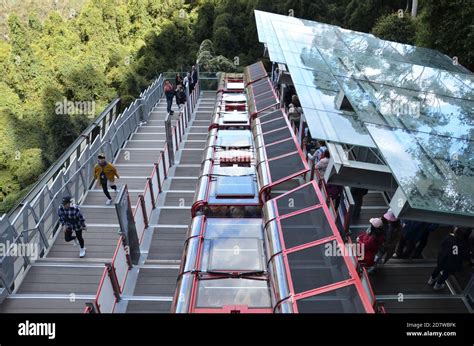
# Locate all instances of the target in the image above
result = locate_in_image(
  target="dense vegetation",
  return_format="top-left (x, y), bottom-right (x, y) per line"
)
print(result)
top-left (0, 0), bottom-right (472, 213)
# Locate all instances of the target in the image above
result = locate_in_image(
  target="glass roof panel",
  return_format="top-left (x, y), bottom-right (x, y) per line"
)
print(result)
top-left (245, 61), bottom-right (267, 82)
top-left (358, 81), bottom-right (474, 139)
top-left (268, 154), bottom-right (306, 183)
top-left (287, 242), bottom-right (351, 294)
top-left (215, 176), bottom-right (255, 198)
top-left (366, 124), bottom-right (474, 216)
top-left (222, 93), bottom-right (247, 103)
top-left (205, 218), bottom-right (263, 238)
top-left (260, 117), bottom-right (287, 133)
top-left (221, 112), bottom-right (249, 124)
top-left (261, 127), bottom-right (292, 146)
top-left (301, 107), bottom-right (376, 148)
top-left (297, 284), bottom-right (366, 313)
top-left (275, 183), bottom-right (321, 215)
top-left (196, 278), bottom-right (271, 308)
top-left (200, 219), bottom-right (263, 271)
top-left (257, 108), bottom-right (285, 123)
top-left (215, 130), bottom-right (253, 148)
top-left (280, 208), bottom-right (333, 249)
top-left (207, 237), bottom-right (263, 271)
top-left (265, 139), bottom-right (295, 159)
top-left (226, 82), bottom-right (245, 90)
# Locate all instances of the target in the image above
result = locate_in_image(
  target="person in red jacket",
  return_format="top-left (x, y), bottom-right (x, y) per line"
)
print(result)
top-left (357, 217), bottom-right (385, 270)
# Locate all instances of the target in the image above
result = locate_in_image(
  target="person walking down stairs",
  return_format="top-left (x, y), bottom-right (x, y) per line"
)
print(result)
top-left (164, 80), bottom-right (176, 115)
top-left (57, 196), bottom-right (87, 258)
top-left (428, 227), bottom-right (472, 291)
top-left (94, 153), bottom-right (120, 205)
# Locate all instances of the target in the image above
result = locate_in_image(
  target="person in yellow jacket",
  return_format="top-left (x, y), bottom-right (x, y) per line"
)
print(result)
top-left (94, 154), bottom-right (120, 205)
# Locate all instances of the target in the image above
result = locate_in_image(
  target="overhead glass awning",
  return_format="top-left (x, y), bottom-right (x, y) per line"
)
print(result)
top-left (252, 109), bottom-right (309, 201)
top-left (255, 10), bottom-right (474, 226)
top-left (366, 124), bottom-right (474, 227)
top-left (263, 181), bottom-right (375, 313)
top-left (244, 61), bottom-right (268, 85)
top-left (173, 216), bottom-right (272, 313)
top-left (245, 77), bottom-right (280, 117)
top-left (254, 10), bottom-right (470, 74)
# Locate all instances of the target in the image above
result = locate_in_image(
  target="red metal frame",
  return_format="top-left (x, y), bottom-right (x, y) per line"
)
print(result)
top-left (187, 216), bottom-right (271, 313)
top-left (255, 107), bottom-right (310, 202)
top-left (189, 216), bottom-right (207, 312)
top-left (191, 148), bottom-right (260, 217)
top-left (193, 307), bottom-right (273, 313)
top-left (249, 96), bottom-right (279, 117)
top-left (111, 237), bottom-right (130, 293)
top-left (269, 180), bottom-right (375, 313)
top-left (89, 75), bottom-right (200, 314)
top-left (244, 61), bottom-right (268, 85)
top-left (361, 266), bottom-right (377, 305)
top-left (94, 266), bottom-right (118, 314)
top-left (217, 76), bottom-right (245, 94)
top-left (142, 177), bottom-right (154, 219)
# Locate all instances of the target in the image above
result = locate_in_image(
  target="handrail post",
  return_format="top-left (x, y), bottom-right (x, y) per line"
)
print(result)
top-left (164, 114), bottom-right (175, 165)
top-left (85, 301), bottom-right (99, 313)
top-left (138, 195), bottom-right (149, 228)
top-left (154, 163), bottom-right (162, 193)
top-left (147, 178), bottom-right (156, 209)
top-left (121, 234), bottom-right (133, 270)
top-left (161, 150), bottom-right (168, 179)
top-left (174, 126), bottom-right (178, 151)
top-left (105, 263), bottom-right (121, 301)
top-left (185, 81), bottom-right (192, 120)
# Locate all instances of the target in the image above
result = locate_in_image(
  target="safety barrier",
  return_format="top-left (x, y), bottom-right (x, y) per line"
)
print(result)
top-left (89, 73), bottom-right (202, 313)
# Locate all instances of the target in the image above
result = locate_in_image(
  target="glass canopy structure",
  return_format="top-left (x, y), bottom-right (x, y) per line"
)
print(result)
top-left (254, 10), bottom-right (474, 227)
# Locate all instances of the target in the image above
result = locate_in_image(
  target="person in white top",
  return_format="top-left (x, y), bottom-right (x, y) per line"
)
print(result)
top-left (183, 72), bottom-right (190, 90)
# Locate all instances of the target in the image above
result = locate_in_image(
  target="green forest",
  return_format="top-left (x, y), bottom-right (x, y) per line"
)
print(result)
top-left (0, 0), bottom-right (472, 213)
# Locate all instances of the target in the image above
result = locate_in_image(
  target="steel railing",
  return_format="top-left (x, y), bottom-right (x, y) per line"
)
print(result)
top-left (89, 76), bottom-right (202, 313)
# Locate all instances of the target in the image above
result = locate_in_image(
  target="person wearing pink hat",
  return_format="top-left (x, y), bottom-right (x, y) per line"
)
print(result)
top-left (375, 209), bottom-right (403, 265)
top-left (356, 217), bottom-right (385, 270)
